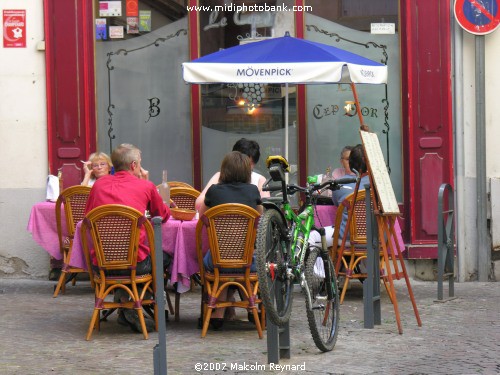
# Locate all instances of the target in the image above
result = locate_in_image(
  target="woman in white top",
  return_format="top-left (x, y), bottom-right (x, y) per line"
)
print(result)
top-left (81, 152), bottom-right (112, 187)
top-left (195, 138), bottom-right (270, 211)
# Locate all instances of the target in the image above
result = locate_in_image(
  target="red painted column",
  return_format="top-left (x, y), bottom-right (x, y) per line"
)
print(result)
top-left (401, 0), bottom-right (453, 258)
top-left (188, 0), bottom-right (202, 190)
top-left (295, 0), bottom-right (307, 187)
top-left (44, 0), bottom-right (96, 188)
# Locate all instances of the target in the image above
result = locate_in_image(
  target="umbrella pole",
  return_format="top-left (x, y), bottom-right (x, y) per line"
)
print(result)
top-left (350, 83), bottom-right (370, 132)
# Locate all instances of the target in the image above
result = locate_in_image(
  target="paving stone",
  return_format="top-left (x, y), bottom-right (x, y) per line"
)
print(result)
top-left (0, 279), bottom-right (499, 374)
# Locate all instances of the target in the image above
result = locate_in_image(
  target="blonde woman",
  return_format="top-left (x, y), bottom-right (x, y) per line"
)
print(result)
top-left (81, 152), bottom-right (112, 187)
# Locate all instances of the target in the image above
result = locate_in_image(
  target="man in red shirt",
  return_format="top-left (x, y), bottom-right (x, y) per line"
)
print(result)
top-left (85, 143), bottom-right (170, 273)
top-left (85, 143), bottom-right (170, 332)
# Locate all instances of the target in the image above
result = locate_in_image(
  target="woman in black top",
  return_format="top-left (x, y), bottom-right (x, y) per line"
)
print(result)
top-left (199, 151), bottom-right (263, 215)
top-left (198, 151), bottom-right (263, 328)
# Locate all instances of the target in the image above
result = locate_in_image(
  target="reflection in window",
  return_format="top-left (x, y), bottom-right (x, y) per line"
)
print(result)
top-left (94, 0), bottom-right (187, 41)
top-left (198, 0), bottom-right (297, 188)
top-left (202, 83), bottom-right (286, 134)
top-left (93, 0), bottom-right (191, 185)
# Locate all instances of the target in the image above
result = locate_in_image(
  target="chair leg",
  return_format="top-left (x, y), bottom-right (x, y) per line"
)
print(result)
top-left (201, 306), bottom-right (213, 338)
top-left (86, 309), bottom-right (100, 341)
top-left (174, 292), bottom-right (180, 322)
top-left (53, 270), bottom-right (67, 297)
top-left (339, 274), bottom-right (350, 304)
top-left (165, 291), bottom-right (175, 315)
top-left (251, 307), bottom-right (263, 339)
top-left (136, 308), bottom-right (149, 340)
top-left (259, 303), bottom-right (266, 330)
top-left (340, 252), bottom-right (356, 304)
top-left (163, 277), bottom-right (175, 315)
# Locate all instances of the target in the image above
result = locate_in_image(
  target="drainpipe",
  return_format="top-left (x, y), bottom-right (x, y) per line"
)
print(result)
top-left (475, 35), bottom-right (491, 281)
top-left (453, 17), bottom-right (465, 282)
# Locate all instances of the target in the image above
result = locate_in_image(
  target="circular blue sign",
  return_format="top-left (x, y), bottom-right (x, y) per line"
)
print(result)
top-left (455, 0), bottom-right (500, 35)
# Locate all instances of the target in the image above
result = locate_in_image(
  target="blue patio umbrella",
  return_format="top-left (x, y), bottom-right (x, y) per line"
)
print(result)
top-left (182, 32), bottom-right (387, 160)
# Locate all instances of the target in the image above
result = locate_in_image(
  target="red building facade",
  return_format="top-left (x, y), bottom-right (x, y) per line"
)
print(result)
top-left (43, 0), bottom-right (453, 259)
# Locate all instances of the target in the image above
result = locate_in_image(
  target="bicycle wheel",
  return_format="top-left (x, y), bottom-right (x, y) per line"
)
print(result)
top-left (304, 246), bottom-right (339, 352)
top-left (255, 208), bottom-right (294, 326)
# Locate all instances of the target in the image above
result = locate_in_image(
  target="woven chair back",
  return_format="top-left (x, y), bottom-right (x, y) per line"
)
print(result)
top-left (57, 185), bottom-right (92, 238)
top-left (202, 203), bottom-right (259, 270)
top-left (83, 204), bottom-right (147, 272)
top-left (170, 187), bottom-right (200, 211)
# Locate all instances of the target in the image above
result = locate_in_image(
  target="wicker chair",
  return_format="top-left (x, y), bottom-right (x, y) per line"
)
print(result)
top-left (168, 181), bottom-right (194, 189)
top-left (332, 190), bottom-right (391, 304)
top-left (53, 185), bottom-right (92, 297)
top-left (170, 187), bottom-right (200, 211)
top-left (81, 204), bottom-right (158, 340)
top-left (195, 203), bottom-right (264, 338)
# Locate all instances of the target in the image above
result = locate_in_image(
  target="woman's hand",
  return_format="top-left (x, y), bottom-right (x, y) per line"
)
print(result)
top-left (82, 160), bottom-right (92, 176)
top-left (81, 160), bottom-right (93, 186)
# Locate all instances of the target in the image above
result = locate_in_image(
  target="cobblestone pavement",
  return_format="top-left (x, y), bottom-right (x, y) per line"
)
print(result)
top-left (0, 278), bottom-right (499, 375)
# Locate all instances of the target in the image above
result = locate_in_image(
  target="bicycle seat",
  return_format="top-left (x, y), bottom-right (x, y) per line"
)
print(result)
top-left (266, 155), bottom-right (290, 182)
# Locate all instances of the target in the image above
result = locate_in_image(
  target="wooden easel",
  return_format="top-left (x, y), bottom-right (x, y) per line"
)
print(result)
top-left (359, 130), bottom-right (422, 333)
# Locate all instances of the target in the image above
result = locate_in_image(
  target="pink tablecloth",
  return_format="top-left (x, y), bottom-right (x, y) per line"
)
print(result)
top-left (162, 219), bottom-right (208, 289)
top-left (314, 205), bottom-right (338, 228)
top-left (28, 201), bottom-right (208, 292)
top-left (26, 201), bottom-right (67, 259)
top-left (69, 218), bottom-right (208, 291)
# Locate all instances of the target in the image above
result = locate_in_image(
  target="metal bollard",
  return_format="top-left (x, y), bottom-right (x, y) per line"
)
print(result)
top-left (363, 184), bottom-right (381, 328)
top-left (152, 217), bottom-right (167, 374)
top-left (436, 184), bottom-right (456, 302)
top-left (266, 279), bottom-right (291, 364)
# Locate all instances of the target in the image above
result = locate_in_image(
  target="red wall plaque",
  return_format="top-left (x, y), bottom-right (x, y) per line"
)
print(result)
top-left (3, 9), bottom-right (26, 48)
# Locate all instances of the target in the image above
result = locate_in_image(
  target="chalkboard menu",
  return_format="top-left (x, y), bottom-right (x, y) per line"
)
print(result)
top-left (360, 131), bottom-right (400, 214)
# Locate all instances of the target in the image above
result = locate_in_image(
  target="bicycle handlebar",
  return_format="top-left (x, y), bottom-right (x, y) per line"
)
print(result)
top-left (262, 176), bottom-right (359, 196)
top-left (330, 177), bottom-right (357, 186)
top-left (262, 182), bottom-right (282, 192)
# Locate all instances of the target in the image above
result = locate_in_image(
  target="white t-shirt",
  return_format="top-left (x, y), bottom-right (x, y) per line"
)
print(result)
top-left (251, 171), bottom-right (263, 186)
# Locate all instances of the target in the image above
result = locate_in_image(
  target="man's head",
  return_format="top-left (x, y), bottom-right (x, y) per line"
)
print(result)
top-left (348, 144), bottom-right (367, 174)
top-left (340, 145), bottom-right (353, 174)
top-left (219, 151), bottom-right (251, 184)
top-left (111, 143), bottom-right (142, 177)
top-left (232, 138), bottom-right (261, 165)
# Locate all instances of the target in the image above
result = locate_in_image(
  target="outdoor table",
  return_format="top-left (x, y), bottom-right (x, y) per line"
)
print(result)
top-left (27, 202), bottom-right (208, 292)
top-left (68, 218), bottom-right (207, 293)
top-left (27, 201), bottom-right (66, 259)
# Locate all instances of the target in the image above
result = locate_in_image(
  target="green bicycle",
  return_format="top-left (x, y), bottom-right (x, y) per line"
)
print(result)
top-left (256, 155), bottom-right (357, 352)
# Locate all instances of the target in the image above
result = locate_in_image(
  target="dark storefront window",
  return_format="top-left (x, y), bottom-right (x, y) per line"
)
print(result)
top-left (197, 0), bottom-right (297, 187)
top-left (304, 0), bottom-right (402, 201)
top-left (93, 0), bottom-right (191, 185)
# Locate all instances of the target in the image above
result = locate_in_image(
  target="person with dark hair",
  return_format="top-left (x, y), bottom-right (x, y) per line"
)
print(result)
top-left (309, 144), bottom-right (369, 247)
top-left (198, 151), bottom-right (263, 217)
top-left (195, 138), bottom-right (269, 211)
top-left (198, 151), bottom-right (264, 329)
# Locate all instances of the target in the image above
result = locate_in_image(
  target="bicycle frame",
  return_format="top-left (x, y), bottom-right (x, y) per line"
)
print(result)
top-left (263, 155), bottom-right (357, 280)
top-left (266, 178), bottom-right (321, 277)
